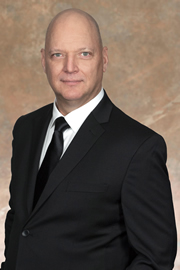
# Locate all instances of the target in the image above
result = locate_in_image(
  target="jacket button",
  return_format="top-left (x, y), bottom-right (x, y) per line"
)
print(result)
top-left (22, 230), bottom-right (30, 237)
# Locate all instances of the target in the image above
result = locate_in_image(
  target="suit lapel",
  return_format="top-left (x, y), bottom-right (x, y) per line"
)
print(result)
top-left (27, 93), bottom-right (113, 219)
top-left (26, 105), bottom-right (53, 214)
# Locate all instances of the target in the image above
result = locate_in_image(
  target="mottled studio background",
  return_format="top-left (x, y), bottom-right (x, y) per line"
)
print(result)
top-left (0, 0), bottom-right (180, 268)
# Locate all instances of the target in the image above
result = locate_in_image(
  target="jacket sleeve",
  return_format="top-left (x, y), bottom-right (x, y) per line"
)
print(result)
top-left (1, 204), bottom-right (15, 269)
top-left (1, 119), bottom-right (20, 269)
top-left (121, 134), bottom-right (177, 270)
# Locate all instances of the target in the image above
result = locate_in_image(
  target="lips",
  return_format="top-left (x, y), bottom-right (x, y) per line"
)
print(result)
top-left (61, 79), bottom-right (83, 85)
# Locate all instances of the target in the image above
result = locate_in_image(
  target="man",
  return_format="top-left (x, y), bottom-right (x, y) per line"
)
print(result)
top-left (1, 8), bottom-right (177, 270)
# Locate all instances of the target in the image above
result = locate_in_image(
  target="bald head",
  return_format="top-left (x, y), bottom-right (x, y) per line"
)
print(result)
top-left (45, 8), bottom-right (103, 50)
top-left (41, 8), bottom-right (108, 115)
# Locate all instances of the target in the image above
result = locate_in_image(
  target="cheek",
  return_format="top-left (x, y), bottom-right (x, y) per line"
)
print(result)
top-left (46, 65), bottom-right (60, 80)
top-left (82, 64), bottom-right (98, 78)
top-left (85, 64), bottom-right (103, 81)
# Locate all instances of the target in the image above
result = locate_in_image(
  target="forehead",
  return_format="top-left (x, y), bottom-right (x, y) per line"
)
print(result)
top-left (46, 14), bottom-right (99, 51)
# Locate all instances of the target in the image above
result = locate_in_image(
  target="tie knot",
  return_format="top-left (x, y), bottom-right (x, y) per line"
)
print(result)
top-left (55, 117), bottom-right (69, 133)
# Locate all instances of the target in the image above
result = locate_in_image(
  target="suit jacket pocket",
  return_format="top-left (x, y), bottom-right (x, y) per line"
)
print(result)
top-left (67, 182), bottom-right (108, 193)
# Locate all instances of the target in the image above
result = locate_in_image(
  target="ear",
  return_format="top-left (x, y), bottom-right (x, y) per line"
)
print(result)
top-left (102, 46), bottom-right (108, 72)
top-left (41, 48), bottom-right (46, 73)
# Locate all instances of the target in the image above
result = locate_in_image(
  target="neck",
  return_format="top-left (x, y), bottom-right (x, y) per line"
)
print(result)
top-left (55, 89), bottom-right (102, 115)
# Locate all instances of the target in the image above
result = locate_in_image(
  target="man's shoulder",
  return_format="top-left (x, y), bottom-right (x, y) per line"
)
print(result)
top-left (13, 103), bottom-right (53, 130)
top-left (22, 103), bottom-right (53, 119)
top-left (100, 92), bottom-right (160, 142)
top-left (111, 104), bottom-right (161, 143)
top-left (109, 104), bottom-right (167, 155)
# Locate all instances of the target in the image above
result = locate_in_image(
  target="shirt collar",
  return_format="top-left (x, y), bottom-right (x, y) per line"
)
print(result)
top-left (51, 88), bottom-right (104, 132)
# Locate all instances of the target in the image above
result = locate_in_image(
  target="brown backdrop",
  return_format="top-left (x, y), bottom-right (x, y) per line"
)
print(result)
top-left (0, 0), bottom-right (179, 268)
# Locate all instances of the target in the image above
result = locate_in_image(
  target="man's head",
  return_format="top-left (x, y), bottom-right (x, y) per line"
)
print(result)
top-left (41, 8), bottom-right (108, 115)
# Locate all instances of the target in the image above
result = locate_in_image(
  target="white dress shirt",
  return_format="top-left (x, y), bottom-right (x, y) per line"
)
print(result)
top-left (39, 88), bottom-right (104, 167)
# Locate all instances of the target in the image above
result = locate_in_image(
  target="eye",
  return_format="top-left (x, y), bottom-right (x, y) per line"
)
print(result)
top-left (53, 53), bottom-right (62, 57)
top-left (81, 52), bottom-right (90, 57)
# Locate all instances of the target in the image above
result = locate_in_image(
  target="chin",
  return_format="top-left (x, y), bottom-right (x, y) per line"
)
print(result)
top-left (56, 90), bottom-right (86, 102)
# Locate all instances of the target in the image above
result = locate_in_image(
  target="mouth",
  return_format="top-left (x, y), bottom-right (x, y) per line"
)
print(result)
top-left (61, 80), bottom-right (83, 86)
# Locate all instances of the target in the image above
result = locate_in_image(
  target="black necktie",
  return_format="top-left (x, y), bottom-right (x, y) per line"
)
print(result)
top-left (33, 117), bottom-right (69, 208)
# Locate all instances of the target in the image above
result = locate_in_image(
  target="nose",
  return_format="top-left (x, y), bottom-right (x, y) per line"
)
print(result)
top-left (63, 54), bottom-right (78, 74)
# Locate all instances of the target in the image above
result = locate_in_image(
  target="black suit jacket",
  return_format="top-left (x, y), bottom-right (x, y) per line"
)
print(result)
top-left (2, 92), bottom-right (177, 270)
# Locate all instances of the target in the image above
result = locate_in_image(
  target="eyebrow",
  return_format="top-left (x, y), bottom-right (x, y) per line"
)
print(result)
top-left (48, 48), bottom-right (94, 55)
top-left (77, 47), bottom-right (94, 52)
top-left (48, 49), bottom-right (62, 55)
